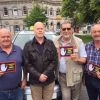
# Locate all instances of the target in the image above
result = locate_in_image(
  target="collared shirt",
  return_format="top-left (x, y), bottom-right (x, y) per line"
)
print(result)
top-left (33, 37), bottom-right (45, 55)
top-left (85, 41), bottom-right (100, 65)
top-left (0, 45), bottom-right (23, 90)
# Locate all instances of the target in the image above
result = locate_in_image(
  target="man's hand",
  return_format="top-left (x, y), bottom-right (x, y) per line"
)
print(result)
top-left (39, 74), bottom-right (48, 82)
top-left (21, 79), bottom-right (26, 89)
top-left (0, 71), bottom-right (4, 77)
top-left (70, 53), bottom-right (78, 61)
top-left (96, 71), bottom-right (100, 79)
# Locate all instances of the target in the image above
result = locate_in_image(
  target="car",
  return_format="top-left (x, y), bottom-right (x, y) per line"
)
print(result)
top-left (13, 31), bottom-right (62, 100)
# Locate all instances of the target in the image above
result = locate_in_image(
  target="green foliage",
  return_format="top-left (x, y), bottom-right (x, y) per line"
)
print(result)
top-left (90, 0), bottom-right (100, 22)
top-left (75, 34), bottom-right (93, 43)
top-left (78, 0), bottom-right (100, 24)
top-left (61, 0), bottom-right (100, 25)
top-left (24, 4), bottom-right (47, 27)
top-left (61, 0), bottom-right (78, 18)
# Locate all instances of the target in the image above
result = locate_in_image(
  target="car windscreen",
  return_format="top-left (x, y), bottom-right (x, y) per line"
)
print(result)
top-left (14, 34), bottom-right (34, 49)
top-left (13, 33), bottom-right (56, 49)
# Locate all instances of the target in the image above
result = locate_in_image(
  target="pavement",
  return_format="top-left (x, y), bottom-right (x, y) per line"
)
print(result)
top-left (24, 84), bottom-right (89, 100)
top-left (79, 85), bottom-right (89, 100)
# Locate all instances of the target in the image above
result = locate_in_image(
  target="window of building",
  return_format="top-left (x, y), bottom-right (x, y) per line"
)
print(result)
top-left (13, 7), bottom-right (18, 16)
top-left (44, 7), bottom-right (48, 15)
top-left (56, 8), bottom-right (60, 15)
top-left (57, 22), bottom-right (60, 30)
top-left (14, 25), bottom-right (20, 32)
top-left (45, 22), bottom-right (49, 30)
top-left (50, 22), bottom-right (54, 31)
top-left (50, 8), bottom-right (53, 16)
top-left (23, 6), bottom-right (28, 15)
top-left (3, 7), bottom-right (8, 16)
top-left (51, 22), bottom-right (53, 26)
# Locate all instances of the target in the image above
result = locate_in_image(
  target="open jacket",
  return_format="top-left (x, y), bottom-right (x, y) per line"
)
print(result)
top-left (54, 35), bottom-right (84, 86)
top-left (23, 37), bottom-right (58, 86)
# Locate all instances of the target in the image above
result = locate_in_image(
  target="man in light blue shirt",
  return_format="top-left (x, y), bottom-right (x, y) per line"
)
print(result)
top-left (54, 20), bottom-right (87, 100)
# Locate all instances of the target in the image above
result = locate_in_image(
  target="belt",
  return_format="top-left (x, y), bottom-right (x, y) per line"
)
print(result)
top-left (59, 72), bottom-right (66, 75)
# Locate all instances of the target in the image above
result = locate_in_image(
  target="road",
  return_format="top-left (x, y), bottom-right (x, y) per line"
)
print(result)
top-left (24, 84), bottom-right (89, 100)
top-left (79, 85), bottom-right (89, 100)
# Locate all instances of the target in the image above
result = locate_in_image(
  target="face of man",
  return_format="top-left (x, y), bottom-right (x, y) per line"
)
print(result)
top-left (91, 24), bottom-right (100, 41)
top-left (61, 23), bottom-right (73, 40)
top-left (34, 22), bottom-right (45, 39)
top-left (0, 29), bottom-right (12, 48)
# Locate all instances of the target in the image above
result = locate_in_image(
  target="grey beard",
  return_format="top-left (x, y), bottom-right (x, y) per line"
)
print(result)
top-left (63, 35), bottom-right (71, 38)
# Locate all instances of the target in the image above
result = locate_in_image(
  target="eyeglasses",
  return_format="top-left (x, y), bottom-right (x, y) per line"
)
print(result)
top-left (62, 28), bottom-right (71, 31)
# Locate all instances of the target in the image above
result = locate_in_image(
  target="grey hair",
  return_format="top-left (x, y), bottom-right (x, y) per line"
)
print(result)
top-left (61, 20), bottom-right (73, 28)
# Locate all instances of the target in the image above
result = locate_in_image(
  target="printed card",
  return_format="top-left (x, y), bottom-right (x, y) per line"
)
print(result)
top-left (60, 46), bottom-right (73, 57)
top-left (0, 61), bottom-right (16, 73)
top-left (87, 62), bottom-right (100, 77)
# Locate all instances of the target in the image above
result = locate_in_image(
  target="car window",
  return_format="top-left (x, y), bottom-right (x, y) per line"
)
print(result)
top-left (14, 34), bottom-right (34, 49)
top-left (13, 32), bottom-right (56, 49)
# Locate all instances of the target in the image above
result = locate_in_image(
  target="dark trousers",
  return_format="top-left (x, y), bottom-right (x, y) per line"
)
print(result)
top-left (0, 87), bottom-right (24, 100)
top-left (85, 73), bottom-right (100, 100)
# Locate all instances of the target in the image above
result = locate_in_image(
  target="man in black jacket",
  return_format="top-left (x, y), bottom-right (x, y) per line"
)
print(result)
top-left (23, 22), bottom-right (58, 100)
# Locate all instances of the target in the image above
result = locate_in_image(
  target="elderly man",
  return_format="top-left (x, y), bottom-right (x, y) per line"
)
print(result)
top-left (85, 23), bottom-right (100, 100)
top-left (23, 22), bottom-right (58, 100)
top-left (0, 28), bottom-right (26, 100)
top-left (54, 20), bottom-right (87, 100)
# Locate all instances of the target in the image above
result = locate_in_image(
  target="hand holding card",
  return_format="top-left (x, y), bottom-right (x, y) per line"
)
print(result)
top-left (70, 53), bottom-right (78, 61)
top-left (0, 71), bottom-right (4, 76)
top-left (96, 71), bottom-right (100, 79)
top-left (87, 63), bottom-right (100, 78)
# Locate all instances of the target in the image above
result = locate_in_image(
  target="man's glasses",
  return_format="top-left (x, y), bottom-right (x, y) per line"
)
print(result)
top-left (62, 28), bottom-right (71, 31)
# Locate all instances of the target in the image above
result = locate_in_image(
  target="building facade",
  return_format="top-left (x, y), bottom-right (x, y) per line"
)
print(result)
top-left (0, 0), bottom-right (63, 33)
top-left (0, 0), bottom-right (33, 33)
top-left (33, 0), bottom-right (64, 32)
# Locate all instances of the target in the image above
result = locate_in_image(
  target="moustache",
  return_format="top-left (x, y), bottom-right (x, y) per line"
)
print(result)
top-left (63, 34), bottom-right (72, 38)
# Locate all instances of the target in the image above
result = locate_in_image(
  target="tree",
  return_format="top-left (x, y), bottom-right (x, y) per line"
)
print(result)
top-left (24, 4), bottom-right (47, 27)
top-left (61, 0), bottom-right (78, 18)
top-left (78, 0), bottom-right (93, 24)
top-left (90, 0), bottom-right (100, 22)
top-left (61, 0), bottom-right (79, 28)
top-left (61, 0), bottom-right (100, 25)
top-left (78, 0), bottom-right (100, 24)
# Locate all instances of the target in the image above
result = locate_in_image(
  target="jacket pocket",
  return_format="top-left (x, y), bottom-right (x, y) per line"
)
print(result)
top-left (72, 70), bottom-right (82, 83)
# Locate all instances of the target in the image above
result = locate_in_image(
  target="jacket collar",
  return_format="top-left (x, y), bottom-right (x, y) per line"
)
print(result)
top-left (32, 36), bottom-right (47, 45)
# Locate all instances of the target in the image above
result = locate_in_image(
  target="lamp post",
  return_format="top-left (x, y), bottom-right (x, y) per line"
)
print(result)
top-left (0, 14), bottom-right (2, 28)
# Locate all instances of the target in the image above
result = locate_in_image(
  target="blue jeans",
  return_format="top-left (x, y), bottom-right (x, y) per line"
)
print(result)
top-left (0, 87), bottom-right (24, 100)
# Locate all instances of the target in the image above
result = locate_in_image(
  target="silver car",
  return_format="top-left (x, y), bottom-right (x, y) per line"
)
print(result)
top-left (13, 31), bottom-right (62, 100)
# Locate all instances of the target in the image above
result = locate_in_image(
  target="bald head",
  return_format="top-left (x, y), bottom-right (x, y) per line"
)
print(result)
top-left (0, 28), bottom-right (11, 35)
top-left (34, 22), bottom-right (45, 39)
top-left (0, 28), bottom-right (12, 48)
top-left (34, 22), bottom-right (45, 29)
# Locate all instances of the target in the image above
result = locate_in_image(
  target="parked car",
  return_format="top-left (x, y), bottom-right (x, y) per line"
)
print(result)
top-left (13, 31), bottom-right (62, 100)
